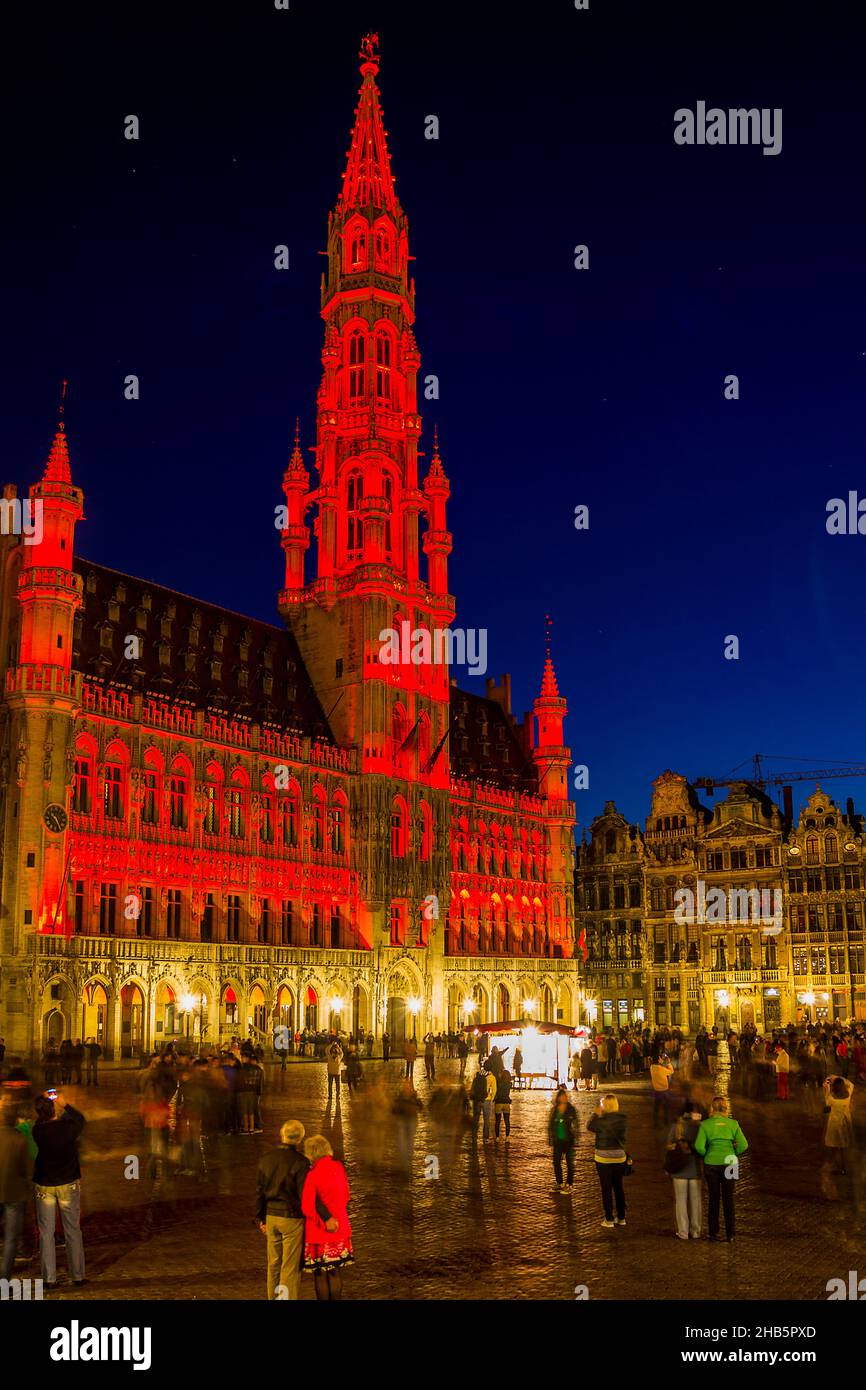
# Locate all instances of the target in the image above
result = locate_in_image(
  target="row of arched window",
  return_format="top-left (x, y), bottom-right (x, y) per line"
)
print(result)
top-left (72, 739), bottom-right (348, 855)
top-left (343, 327), bottom-right (400, 408)
top-left (451, 818), bottom-right (547, 880)
top-left (345, 218), bottom-right (398, 275)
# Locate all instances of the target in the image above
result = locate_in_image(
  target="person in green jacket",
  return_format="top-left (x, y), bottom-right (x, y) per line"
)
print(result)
top-left (694, 1095), bottom-right (748, 1241)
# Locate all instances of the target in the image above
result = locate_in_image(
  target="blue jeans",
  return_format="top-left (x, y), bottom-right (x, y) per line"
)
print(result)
top-left (35, 1180), bottom-right (85, 1283)
top-left (1, 1202), bottom-right (26, 1279)
top-left (482, 1100), bottom-right (494, 1139)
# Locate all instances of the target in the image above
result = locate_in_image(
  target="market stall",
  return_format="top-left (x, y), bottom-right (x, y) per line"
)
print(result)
top-left (468, 1020), bottom-right (592, 1088)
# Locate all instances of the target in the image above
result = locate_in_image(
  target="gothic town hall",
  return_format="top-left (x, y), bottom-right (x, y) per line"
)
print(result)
top-left (0, 38), bottom-right (578, 1057)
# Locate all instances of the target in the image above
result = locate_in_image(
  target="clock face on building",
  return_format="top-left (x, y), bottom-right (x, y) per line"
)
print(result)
top-left (43, 804), bottom-right (69, 835)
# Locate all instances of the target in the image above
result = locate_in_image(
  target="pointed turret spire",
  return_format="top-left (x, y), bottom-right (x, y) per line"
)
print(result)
top-left (337, 33), bottom-right (399, 216)
top-left (42, 380), bottom-right (72, 484)
top-left (539, 613), bottom-right (561, 699)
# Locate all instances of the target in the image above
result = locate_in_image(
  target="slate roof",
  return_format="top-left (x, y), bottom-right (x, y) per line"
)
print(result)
top-left (71, 558), bottom-right (333, 741)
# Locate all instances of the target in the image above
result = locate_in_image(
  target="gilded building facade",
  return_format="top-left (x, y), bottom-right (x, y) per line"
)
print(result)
top-left (576, 773), bottom-right (866, 1032)
top-left (0, 37), bottom-right (579, 1058)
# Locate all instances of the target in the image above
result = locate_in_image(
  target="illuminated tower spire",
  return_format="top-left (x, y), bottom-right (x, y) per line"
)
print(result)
top-left (532, 615), bottom-right (569, 801)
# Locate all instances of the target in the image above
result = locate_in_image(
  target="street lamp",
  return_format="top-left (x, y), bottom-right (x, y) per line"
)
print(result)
top-left (330, 996), bottom-right (344, 1031)
top-left (462, 997), bottom-right (475, 1027)
top-left (180, 992), bottom-right (195, 1043)
top-left (408, 995), bottom-right (421, 1041)
top-left (523, 998), bottom-right (536, 1021)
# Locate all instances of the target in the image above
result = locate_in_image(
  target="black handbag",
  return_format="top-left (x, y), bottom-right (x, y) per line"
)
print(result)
top-left (623, 1152), bottom-right (635, 1177)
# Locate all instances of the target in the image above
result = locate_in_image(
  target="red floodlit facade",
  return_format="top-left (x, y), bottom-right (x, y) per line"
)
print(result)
top-left (0, 35), bottom-right (578, 1057)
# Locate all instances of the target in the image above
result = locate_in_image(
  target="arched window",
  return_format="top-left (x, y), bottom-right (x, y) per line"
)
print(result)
top-left (349, 226), bottom-right (366, 270)
top-left (375, 333), bottom-right (392, 401)
top-left (227, 773), bottom-right (246, 839)
top-left (805, 834), bottom-right (819, 864)
top-left (203, 764), bottom-right (222, 835)
top-left (331, 793), bottom-right (347, 855)
top-left (391, 797), bottom-right (408, 858)
top-left (391, 703), bottom-right (408, 775)
top-left (73, 741), bottom-right (95, 814)
top-left (260, 792), bottom-right (274, 845)
top-left (374, 224), bottom-right (393, 271)
top-left (346, 472), bottom-right (364, 557)
top-left (825, 834), bottom-right (839, 864)
top-left (280, 783), bottom-right (300, 848)
top-left (418, 801), bottom-right (433, 861)
top-left (311, 787), bottom-right (326, 852)
top-left (169, 763), bottom-right (190, 830)
top-left (103, 761), bottom-right (123, 820)
top-left (383, 474), bottom-right (393, 556)
top-left (418, 714), bottom-right (431, 773)
top-left (348, 330), bottom-right (365, 403)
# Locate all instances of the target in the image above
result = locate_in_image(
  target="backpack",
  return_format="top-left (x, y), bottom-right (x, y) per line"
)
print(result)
top-left (471, 1073), bottom-right (487, 1103)
top-left (664, 1118), bottom-right (694, 1175)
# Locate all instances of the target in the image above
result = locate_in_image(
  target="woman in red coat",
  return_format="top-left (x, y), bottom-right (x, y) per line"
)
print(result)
top-left (301, 1135), bottom-right (353, 1300)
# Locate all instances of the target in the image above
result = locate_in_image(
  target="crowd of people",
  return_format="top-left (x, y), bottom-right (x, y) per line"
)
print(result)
top-left (0, 1013), bottom-right (862, 1295)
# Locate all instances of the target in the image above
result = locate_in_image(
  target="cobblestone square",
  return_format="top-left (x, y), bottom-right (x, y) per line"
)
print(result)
top-left (18, 1058), bottom-right (862, 1303)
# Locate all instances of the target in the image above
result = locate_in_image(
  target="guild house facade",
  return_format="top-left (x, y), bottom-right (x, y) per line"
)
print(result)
top-left (0, 36), bottom-right (578, 1058)
top-left (576, 773), bottom-right (866, 1032)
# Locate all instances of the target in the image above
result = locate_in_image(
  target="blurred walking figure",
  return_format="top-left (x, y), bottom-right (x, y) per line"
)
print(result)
top-left (33, 1091), bottom-right (86, 1287)
top-left (457, 1035), bottom-right (469, 1079)
top-left (302, 1135), bottom-right (353, 1300)
top-left (665, 1106), bottom-right (703, 1240)
top-left (256, 1119), bottom-right (320, 1300)
top-left (403, 1036), bottom-right (418, 1081)
top-left (138, 1053), bottom-right (175, 1178)
top-left (823, 1075), bottom-right (855, 1175)
top-left (392, 1079), bottom-right (423, 1173)
top-left (494, 1069), bottom-right (513, 1140)
top-left (579, 1044), bottom-right (595, 1093)
top-left (423, 1033), bottom-right (436, 1081)
top-left (382, 1031), bottom-right (391, 1063)
top-left (482, 1067), bottom-right (497, 1142)
top-left (326, 1041), bottom-right (344, 1104)
top-left (568, 1050), bottom-right (581, 1091)
top-left (651, 1053), bottom-right (674, 1128)
top-left (512, 1046), bottom-right (523, 1084)
top-left (84, 1038), bottom-right (101, 1086)
top-left (0, 1098), bottom-right (31, 1279)
top-left (694, 1096), bottom-right (748, 1241)
top-left (774, 1043), bottom-right (790, 1100)
top-left (345, 1047), bottom-right (363, 1093)
top-left (548, 1086), bottom-right (579, 1193)
top-left (587, 1093), bottom-right (628, 1226)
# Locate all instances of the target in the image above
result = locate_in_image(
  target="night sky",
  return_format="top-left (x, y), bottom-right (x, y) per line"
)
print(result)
top-left (4, 0), bottom-right (865, 831)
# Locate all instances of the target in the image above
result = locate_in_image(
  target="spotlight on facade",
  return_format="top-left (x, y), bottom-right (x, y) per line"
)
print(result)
top-left (180, 992), bottom-right (195, 1013)
top-left (802, 990), bottom-right (815, 1006)
top-left (407, 996), bottom-right (421, 1015)
top-left (462, 998), bottom-right (475, 1017)
top-left (523, 998), bottom-right (536, 1016)
top-left (716, 990), bottom-right (730, 1008)
top-left (585, 999), bottom-right (598, 1022)
top-left (330, 996), bottom-right (344, 1016)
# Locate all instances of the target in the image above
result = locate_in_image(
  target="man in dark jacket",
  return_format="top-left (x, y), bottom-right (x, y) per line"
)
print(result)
top-left (0, 1100), bottom-right (31, 1278)
top-left (32, 1092), bottom-right (86, 1286)
top-left (256, 1119), bottom-right (335, 1300)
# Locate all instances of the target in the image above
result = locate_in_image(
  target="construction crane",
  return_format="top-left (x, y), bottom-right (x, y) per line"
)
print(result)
top-left (692, 753), bottom-right (866, 822)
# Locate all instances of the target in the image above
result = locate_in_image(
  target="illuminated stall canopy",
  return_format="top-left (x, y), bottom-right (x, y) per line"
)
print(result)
top-left (471, 1020), bottom-right (592, 1088)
